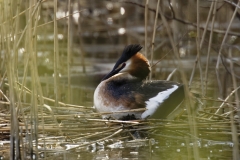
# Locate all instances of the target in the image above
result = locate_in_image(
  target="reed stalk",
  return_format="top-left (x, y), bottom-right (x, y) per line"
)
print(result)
top-left (67, 0), bottom-right (72, 103)
top-left (204, 1), bottom-right (218, 96)
top-left (0, 1), bottom-right (239, 159)
top-left (188, 0), bottom-right (203, 96)
top-left (16, 1), bottom-right (41, 49)
top-left (12, 0), bottom-right (21, 76)
top-left (66, 129), bottom-right (123, 151)
top-left (158, 3), bottom-right (200, 159)
top-left (15, 82), bottom-right (89, 108)
top-left (230, 110), bottom-right (239, 160)
top-left (53, 0), bottom-right (59, 107)
top-left (2, 0), bottom-right (20, 158)
top-left (214, 86), bottom-right (240, 116)
top-left (215, 1), bottom-right (240, 98)
top-left (77, 2), bottom-right (86, 74)
top-left (31, 2), bottom-right (46, 158)
top-left (144, 0), bottom-right (149, 57)
top-left (199, 2), bottom-right (214, 49)
top-left (228, 48), bottom-right (239, 110)
top-left (27, 0), bottom-right (38, 157)
top-left (149, 0), bottom-right (160, 80)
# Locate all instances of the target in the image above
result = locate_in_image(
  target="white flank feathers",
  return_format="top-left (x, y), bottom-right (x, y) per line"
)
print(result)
top-left (141, 85), bottom-right (179, 119)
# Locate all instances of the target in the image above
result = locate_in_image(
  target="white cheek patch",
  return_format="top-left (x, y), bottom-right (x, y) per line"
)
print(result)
top-left (119, 59), bottom-right (132, 73)
top-left (141, 85), bottom-right (179, 119)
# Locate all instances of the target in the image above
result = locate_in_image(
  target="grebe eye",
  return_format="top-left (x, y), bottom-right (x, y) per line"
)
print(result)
top-left (115, 62), bottom-right (126, 71)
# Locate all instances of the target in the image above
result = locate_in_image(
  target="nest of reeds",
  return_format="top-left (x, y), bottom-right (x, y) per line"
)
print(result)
top-left (0, 84), bottom-right (239, 159)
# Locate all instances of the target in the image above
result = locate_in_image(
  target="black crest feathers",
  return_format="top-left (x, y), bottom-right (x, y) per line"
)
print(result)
top-left (115, 44), bottom-right (142, 65)
top-left (101, 44), bottom-right (143, 81)
top-left (122, 44), bottom-right (142, 58)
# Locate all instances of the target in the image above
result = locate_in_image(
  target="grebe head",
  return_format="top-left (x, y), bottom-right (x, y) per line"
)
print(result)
top-left (102, 44), bottom-right (151, 81)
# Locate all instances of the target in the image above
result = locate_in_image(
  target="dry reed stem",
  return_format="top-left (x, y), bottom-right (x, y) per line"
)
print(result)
top-left (199, 111), bottom-right (228, 120)
top-left (189, 0), bottom-right (203, 96)
top-left (2, 0), bottom-right (21, 158)
top-left (1, 106), bottom-right (239, 157)
top-left (77, 2), bottom-right (86, 75)
top-left (0, 101), bottom-right (10, 105)
top-left (16, 1), bottom-right (41, 49)
top-left (72, 126), bottom-right (123, 141)
top-left (32, 30), bottom-right (48, 160)
top-left (0, 10), bottom-right (86, 42)
top-left (13, 0), bottom-right (21, 74)
top-left (199, 2), bottom-right (214, 49)
top-left (228, 48), bottom-right (240, 110)
top-left (166, 68), bottom-right (177, 81)
top-left (94, 108), bottom-right (146, 115)
top-left (15, 11), bottom-right (35, 141)
top-left (35, 10), bottom-right (85, 30)
top-left (144, 0), bottom-right (149, 57)
top-left (0, 3), bottom-right (86, 37)
top-left (201, 97), bottom-right (238, 104)
top-left (32, 2), bottom-right (44, 155)
top-left (124, 1), bottom-right (240, 37)
top-left (0, 1), bottom-right (239, 159)
top-left (0, 71), bottom-right (7, 87)
top-left (67, 0), bottom-right (72, 104)
top-left (66, 129), bottom-right (123, 150)
top-left (87, 119), bottom-right (140, 124)
top-left (224, 0), bottom-right (240, 8)
top-left (204, 1), bottom-right (218, 96)
top-left (150, 36), bottom-right (182, 69)
top-left (230, 109), bottom-right (239, 159)
top-left (196, 0), bottom-right (203, 95)
top-left (149, 0), bottom-right (160, 80)
top-left (43, 104), bottom-right (62, 134)
top-left (15, 82), bottom-right (90, 109)
top-left (0, 1), bottom-right (36, 26)
top-left (215, 1), bottom-right (240, 97)
top-left (213, 86), bottom-right (240, 116)
top-left (26, 0), bottom-right (37, 157)
top-left (53, 0), bottom-right (60, 108)
top-left (158, 3), bottom-right (200, 159)
top-left (0, 89), bottom-right (10, 102)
